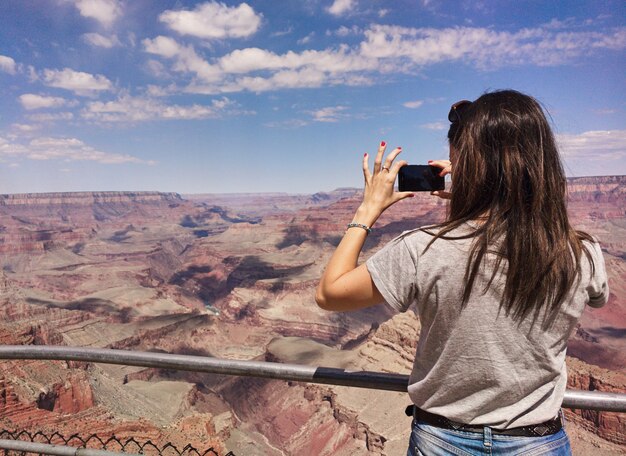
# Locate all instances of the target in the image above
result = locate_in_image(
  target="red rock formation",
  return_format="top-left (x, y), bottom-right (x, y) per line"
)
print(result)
top-left (567, 176), bottom-right (626, 203)
top-left (0, 191), bottom-right (183, 207)
top-left (0, 181), bottom-right (623, 455)
top-left (565, 356), bottom-right (626, 446)
top-left (36, 372), bottom-right (95, 414)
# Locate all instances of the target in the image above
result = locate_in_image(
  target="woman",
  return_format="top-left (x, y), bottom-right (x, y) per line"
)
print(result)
top-left (315, 90), bottom-right (609, 455)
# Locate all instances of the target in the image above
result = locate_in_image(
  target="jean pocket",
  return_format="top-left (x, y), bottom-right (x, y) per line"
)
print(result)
top-left (516, 430), bottom-right (571, 456)
top-left (411, 424), bottom-right (476, 456)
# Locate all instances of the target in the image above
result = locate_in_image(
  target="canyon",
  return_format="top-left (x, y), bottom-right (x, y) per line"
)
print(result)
top-left (0, 177), bottom-right (624, 455)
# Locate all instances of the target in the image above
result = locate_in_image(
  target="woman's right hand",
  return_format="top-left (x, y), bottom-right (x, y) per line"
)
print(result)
top-left (356, 142), bottom-right (414, 226)
top-left (428, 159), bottom-right (452, 199)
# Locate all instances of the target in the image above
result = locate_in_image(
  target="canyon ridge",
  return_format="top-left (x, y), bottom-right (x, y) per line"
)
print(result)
top-left (0, 176), bottom-right (624, 455)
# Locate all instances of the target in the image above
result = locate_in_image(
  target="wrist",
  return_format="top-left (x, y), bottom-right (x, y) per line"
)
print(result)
top-left (353, 205), bottom-right (380, 227)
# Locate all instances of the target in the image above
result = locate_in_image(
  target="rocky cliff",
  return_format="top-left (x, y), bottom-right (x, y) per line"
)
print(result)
top-left (567, 176), bottom-right (626, 203)
top-left (0, 191), bottom-right (183, 206)
top-left (0, 191), bottom-right (193, 256)
top-left (565, 357), bottom-right (626, 446)
top-left (0, 180), bottom-right (623, 455)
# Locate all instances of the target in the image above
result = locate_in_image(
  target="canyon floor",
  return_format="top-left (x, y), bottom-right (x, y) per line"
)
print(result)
top-left (0, 178), bottom-right (624, 455)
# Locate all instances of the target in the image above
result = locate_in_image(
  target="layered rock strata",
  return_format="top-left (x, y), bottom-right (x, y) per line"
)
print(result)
top-left (0, 181), bottom-right (623, 455)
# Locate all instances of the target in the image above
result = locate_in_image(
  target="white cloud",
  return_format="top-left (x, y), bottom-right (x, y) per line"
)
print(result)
top-left (30, 137), bottom-right (84, 148)
top-left (27, 112), bottom-right (75, 122)
top-left (127, 32), bottom-right (137, 48)
top-left (298, 32), bottom-right (315, 45)
top-left (215, 45), bottom-right (372, 78)
top-left (145, 60), bottom-right (170, 78)
top-left (143, 36), bottom-right (221, 82)
top-left (0, 55), bottom-right (16, 74)
top-left (310, 106), bottom-right (348, 122)
top-left (263, 119), bottom-right (309, 129)
top-left (143, 35), bottom-right (181, 58)
top-left (26, 65), bottom-right (38, 82)
top-left (557, 130), bottom-right (626, 160)
top-left (11, 123), bottom-right (41, 133)
top-left (82, 32), bottom-right (122, 48)
top-left (359, 24), bottom-right (626, 68)
top-left (0, 135), bottom-right (151, 164)
top-left (188, 65), bottom-right (364, 94)
top-left (19, 94), bottom-right (71, 110)
top-left (403, 100), bottom-right (424, 109)
top-left (82, 94), bottom-right (236, 122)
top-left (42, 68), bottom-right (113, 95)
top-left (333, 25), bottom-right (361, 37)
top-left (159, 1), bottom-right (262, 40)
top-left (271, 27), bottom-right (293, 37)
top-left (71, 0), bottom-right (122, 27)
top-left (145, 23), bottom-right (626, 95)
top-left (217, 47), bottom-right (283, 73)
top-left (144, 84), bottom-right (177, 97)
top-left (421, 122), bottom-right (447, 130)
top-left (328, 0), bottom-right (356, 16)
top-left (593, 108), bottom-right (617, 115)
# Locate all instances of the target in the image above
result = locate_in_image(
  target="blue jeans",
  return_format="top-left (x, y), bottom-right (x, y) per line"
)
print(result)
top-left (407, 419), bottom-right (572, 455)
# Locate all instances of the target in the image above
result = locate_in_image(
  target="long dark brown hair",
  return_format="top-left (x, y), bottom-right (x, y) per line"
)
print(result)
top-left (429, 90), bottom-right (594, 322)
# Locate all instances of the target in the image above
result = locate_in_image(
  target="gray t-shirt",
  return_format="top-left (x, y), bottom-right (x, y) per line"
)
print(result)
top-left (366, 223), bottom-right (609, 429)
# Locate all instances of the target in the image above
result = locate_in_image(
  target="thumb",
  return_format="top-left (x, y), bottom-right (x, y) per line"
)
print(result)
top-left (431, 190), bottom-right (452, 200)
top-left (395, 192), bottom-right (415, 202)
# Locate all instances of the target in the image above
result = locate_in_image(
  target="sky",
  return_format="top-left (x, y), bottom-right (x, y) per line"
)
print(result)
top-left (0, 0), bottom-right (625, 194)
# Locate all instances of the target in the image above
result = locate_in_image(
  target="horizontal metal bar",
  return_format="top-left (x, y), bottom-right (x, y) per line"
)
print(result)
top-left (0, 345), bottom-right (623, 413)
top-left (0, 439), bottom-right (141, 456)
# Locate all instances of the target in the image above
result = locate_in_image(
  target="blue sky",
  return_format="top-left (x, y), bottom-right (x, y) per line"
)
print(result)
top-left (0, 0), bottom-right (624, 194)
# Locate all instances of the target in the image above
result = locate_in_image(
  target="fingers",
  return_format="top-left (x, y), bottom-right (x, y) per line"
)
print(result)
top-left (362, 152), bottom-right (371, 181)
top-left (373, 141), bottom-right (386, 174)
top-left (365, 140), bottom-right (402, 179)
top-left (382, 146), bottom-right (402, 171)
top-left (389, 158), bottom-right (408, 177)
top-left (428, 159), bottom-right (451, 169)
top-left (428, 159), bottom-right (452, 177)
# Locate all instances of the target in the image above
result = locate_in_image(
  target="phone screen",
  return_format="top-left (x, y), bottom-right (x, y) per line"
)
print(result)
top-left (398, 165), bottom-right (445, 192)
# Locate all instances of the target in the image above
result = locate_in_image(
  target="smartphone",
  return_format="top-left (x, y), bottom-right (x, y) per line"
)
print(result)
top-left (398, 165), bottom-right (445, 192)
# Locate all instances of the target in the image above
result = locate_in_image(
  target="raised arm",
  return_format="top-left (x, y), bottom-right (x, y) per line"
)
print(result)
top-left (315, 142), bottom-right (414, 311)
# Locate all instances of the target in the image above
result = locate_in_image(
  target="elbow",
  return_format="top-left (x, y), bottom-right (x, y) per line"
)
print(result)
top-left (315, 285), bottom-right (331, 311)
top-left (316, 282), bottom-right (351, 312)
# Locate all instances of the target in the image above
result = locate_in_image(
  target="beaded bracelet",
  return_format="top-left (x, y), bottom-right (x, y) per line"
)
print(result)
top-left (346, 222), bottom-right (372, 235)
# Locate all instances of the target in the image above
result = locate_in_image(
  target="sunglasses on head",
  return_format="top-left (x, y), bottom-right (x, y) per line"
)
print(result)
top-left (448, 100), bottom-right (472, 123)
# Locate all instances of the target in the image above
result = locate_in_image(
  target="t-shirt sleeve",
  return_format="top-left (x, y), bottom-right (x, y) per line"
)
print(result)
top-left (365, 234), bottom-right (418, 313)
top-left (586, 240), bottom-right (609, 308)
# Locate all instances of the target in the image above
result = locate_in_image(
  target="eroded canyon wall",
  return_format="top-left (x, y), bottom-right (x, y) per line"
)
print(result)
top-left (0, 181), bottom-right (624, 455)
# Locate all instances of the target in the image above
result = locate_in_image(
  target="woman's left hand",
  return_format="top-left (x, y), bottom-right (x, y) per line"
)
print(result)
top-left (356, 142), bottom-right (414, 225)
top-left (428, 159), bottom-right (452, 199)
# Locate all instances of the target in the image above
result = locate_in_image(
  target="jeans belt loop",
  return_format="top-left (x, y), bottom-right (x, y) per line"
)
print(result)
top-left (483, 426), bottom-right (492, 448)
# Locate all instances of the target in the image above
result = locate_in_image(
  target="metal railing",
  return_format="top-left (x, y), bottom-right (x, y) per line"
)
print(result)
top-left (0, 345), bottom-right (624, 412)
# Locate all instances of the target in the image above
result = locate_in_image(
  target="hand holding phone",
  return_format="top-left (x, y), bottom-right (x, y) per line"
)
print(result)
top-left (398, 165), bottom-right (445, 192)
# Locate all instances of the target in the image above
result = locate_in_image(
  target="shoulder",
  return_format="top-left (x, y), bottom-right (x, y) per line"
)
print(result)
top-left (581, 236), bottom-right (603, 253)
top-left (393, 223), bottom-right (475, 253)
top-left (580, 236), bottom-right (607, 267)
top-left (579, 235), bottom-right (609, 308)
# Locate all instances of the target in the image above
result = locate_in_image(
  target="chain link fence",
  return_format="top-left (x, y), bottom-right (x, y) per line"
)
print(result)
top-left (0, 430), bottom-right (235, 456)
